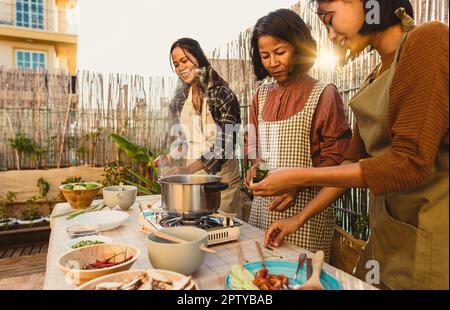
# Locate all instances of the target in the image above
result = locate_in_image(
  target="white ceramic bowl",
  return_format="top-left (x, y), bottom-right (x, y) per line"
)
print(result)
top-left (103, 185), bottom-right (137, 210)
top-left (146, 226), bottom-right (208, 275)
top-left (65, 235), bottom-right (113, 250)
top-left (58, 243), bottom-right (140, 285)
top-left (78, 269), bottom-right (199, 290)
top-left (73, 210), bottom-right (129, 231)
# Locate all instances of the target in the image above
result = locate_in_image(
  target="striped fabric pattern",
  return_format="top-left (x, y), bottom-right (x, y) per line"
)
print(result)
top-left (248, 80), bottom-right (335, 261)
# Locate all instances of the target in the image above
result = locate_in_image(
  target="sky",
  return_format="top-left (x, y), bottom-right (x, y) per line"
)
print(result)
top-left (77, 0), bottom-right (300, 77)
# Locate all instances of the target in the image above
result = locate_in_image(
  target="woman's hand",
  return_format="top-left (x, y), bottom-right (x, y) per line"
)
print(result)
top-left (153, 155), bottom-right (171, 168)
top-left (249, 168), bottom-right (301, 197)
top-left (244, 164), bottom-right (258, 188)
top-left (164, 166), bottom-right (184, 176)
top-left (267, 189), bottom-right (300, 212)
top-left (264, 216), bottom-right (303, 248)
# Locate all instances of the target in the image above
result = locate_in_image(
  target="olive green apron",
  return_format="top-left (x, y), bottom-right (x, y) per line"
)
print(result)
top-left (350, 33), bottom-right (449, 289)
top-left (179, 87), bottom-right (241, 216)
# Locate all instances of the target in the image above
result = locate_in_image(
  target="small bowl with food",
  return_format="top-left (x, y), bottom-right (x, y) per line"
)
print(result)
top-left (78, 269), bottom-right (199, 290)
top-left (65, 235), bottom-right (113, 250)
top-left (59, 182), bottom-right (103, 210)
top-left (58, 243), bottom-right (139, 285)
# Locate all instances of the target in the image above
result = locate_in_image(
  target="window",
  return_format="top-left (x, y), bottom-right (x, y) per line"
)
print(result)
top-left (15, 0), bottom-right (44, 30)
top-left (16, 50), bottom-right (46, 69)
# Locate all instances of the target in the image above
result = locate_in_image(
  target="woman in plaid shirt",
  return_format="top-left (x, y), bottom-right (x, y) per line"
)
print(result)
top-left (155, 38), bottom-right (242, 216)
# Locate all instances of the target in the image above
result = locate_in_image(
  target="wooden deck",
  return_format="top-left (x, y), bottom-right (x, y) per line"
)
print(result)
top-left (0, 242), bottom-right (48, 260)
top-left (0, 243), bottom-right (48, 289)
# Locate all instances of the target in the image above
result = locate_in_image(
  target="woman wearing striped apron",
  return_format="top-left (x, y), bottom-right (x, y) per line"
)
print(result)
top-left (245, 9), bottom-right (351, 261)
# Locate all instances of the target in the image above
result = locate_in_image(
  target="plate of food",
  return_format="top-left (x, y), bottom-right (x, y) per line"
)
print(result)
top-left (78, 269), bottom-right (198, 290)
top-left (65, 235), bottom-right (113, 250)
top-left (58, 243), bottom-right (139, 285)
top-left (225, 260), bottom-right (341, 290)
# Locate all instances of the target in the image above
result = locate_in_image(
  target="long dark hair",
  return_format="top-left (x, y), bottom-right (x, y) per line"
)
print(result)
top-left (310, 0), bottom-right (414, 34)
top-left (169, 38), bottom-right (228, 115)
top-left (251, 9), bottom-right (317, 81)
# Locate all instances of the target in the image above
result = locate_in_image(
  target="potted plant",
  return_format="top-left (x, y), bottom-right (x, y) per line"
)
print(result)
top-left (17, 197), bottom-right (45, 225)
top-left (0, 202), bottom-right (16, 229)
top-left (0, 192), bottom-right (18, 230)
top-left (0, 188), bottom-right (51, 247)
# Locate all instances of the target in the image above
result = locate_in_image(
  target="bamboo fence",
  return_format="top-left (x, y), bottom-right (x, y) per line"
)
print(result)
top-left (0, 68), bottom-right (175, 170)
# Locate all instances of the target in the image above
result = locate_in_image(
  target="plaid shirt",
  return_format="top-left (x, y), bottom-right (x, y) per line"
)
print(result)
top-left (170, 77), bottom-right (241, 174)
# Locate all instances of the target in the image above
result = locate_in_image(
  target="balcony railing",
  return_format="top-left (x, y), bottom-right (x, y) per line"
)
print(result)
top-left (0, 1), bottom-right (77, 35)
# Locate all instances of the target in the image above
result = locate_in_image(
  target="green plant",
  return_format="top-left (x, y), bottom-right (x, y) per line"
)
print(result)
top-left (6, 191), bottom-right (17, 204)
top-left (20, 207), bottom-right (41, 221)
top-left (124, 167), bottom-right (160, 195)
top-left (0, 201), bottom-right (14, 230)
top-left (37, 178), bottom-right (50, 199)
top-left (109, 134), bottom-right (161, 194)
top-left (110, 133), bottom-right (154, 165)
top-left (77, 144), bottom-right (88, 165)
top-left (20, 197), bottom-right (41, 221)
top-left (102, 161), bottom-right (131, 187)
top-left (1, 192), bottom-right (18, 229)
top-left (8, 132), bottom-right (43, 169)
top-left (61, 176), bottom-right (83, 185)
top-left (0, 201), bottom-right (9, 220)
top-left (25, 196), bottom-right (37, 208)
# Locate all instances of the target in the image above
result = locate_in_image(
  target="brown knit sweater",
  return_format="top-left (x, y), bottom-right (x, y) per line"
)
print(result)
top-left (344, 22), bottom-right (449, 196)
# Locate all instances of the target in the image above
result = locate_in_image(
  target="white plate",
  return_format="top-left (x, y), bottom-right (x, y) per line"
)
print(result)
top-left (65, 235), bottom-right (113, 250)
top-left (73, 211), bottom-right (129, 231)
top-left (78, 269), bottom-right (198, 290)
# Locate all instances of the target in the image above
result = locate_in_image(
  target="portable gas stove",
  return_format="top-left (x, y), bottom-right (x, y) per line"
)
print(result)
top-left (138, 200), bottom-right (241, 245)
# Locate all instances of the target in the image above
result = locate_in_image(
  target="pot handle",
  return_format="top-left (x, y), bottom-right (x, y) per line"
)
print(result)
top-left (204, 183), bottom-right (229, 193)
top-left (199, 244), bottom-right (216, 254)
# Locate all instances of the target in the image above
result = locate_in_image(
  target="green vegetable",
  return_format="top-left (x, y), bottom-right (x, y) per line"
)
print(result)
top-left (253, 163), bottom-right (270, 184)
top-left (52, 201), bottom-right (107, 220)
top-left (63, 184), bottom-right (74, 190)
top-left (73, 185), bottom-right (87, 190)
top-left (229, 265), bottom-right (259, 290)
top-left (72, 240), bottom-right (105, 249)
top-left (85, 183), bottom-right (99, 189)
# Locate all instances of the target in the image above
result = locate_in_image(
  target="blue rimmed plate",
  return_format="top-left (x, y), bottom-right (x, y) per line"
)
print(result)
top-left (225, 260), bottom-right (341, 290)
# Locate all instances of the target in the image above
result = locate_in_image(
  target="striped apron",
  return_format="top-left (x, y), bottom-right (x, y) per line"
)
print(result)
top-left (248, 81), bottom-right (335, 261)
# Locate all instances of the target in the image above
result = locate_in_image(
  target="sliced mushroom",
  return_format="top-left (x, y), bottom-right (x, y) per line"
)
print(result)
top-left (120, 273), bottom-right (148, 290)
top-left (95, 281), bottom-right (123, 290)
top-left (145, 270), bottom-right (172, 284)
top-left (171, 276), bottom-right (192, 290)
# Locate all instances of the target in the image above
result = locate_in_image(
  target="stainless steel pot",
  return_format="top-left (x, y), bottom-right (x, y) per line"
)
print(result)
top-left (160, 174), bottom-right (229, 218)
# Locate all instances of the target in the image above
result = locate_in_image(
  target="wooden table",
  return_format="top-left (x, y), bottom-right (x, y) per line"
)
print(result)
top-left (44, 195), bottom-right (376, 290)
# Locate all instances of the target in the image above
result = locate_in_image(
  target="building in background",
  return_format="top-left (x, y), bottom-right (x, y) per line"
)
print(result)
top-left (0, 0), bottom-right (78, 74)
